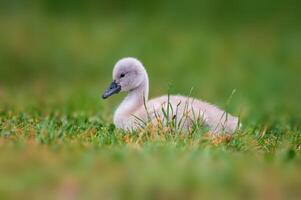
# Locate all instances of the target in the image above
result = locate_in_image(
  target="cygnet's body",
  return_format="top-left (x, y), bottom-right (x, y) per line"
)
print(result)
top-left (102, 57), bottom-right (239, 134)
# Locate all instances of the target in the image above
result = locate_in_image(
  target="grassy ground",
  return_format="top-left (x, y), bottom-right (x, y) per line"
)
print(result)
top-left (0, 1), bottom-right (301, 199)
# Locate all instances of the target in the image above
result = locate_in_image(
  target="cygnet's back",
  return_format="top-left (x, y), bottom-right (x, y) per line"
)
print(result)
top-left (136, 95), bottom-right (239, 133)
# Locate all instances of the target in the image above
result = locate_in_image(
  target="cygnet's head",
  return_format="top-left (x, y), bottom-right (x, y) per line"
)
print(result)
top-left (102, 57), bottom-right (147, 99)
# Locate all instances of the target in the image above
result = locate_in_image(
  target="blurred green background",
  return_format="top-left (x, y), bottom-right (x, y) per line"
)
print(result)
top-left (1, 0), bottom-right (301, 124)
top-left (0, 0), bottom-right (300, 199)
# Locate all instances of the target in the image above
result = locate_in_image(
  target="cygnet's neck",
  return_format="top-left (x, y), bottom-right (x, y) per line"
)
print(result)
top-left (114, 74), bottom-right (149, 127)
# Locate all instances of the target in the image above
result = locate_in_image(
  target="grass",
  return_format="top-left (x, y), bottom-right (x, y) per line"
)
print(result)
top-left (0, 83), bottom-right (300, 200)
top-left (0, 105), bottom-right (300, 199)
top-left (0, 1), bottom-right (301, 199)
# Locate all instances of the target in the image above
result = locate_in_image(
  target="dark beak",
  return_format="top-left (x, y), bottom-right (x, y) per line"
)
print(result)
top-left (102, 80), bottom-right (121, 99)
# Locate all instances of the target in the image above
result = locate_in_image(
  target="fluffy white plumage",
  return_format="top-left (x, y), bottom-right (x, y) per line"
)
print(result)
top-left (102, 57), bottom-right (240, 134)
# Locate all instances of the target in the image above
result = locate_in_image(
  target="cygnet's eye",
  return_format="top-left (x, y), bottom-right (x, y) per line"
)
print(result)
top-left (120, 73), bottom-right (125, 78)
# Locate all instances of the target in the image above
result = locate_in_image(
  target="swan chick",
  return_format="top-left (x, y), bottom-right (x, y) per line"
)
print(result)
top-left (102, 57), bottom-right (240, 134)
